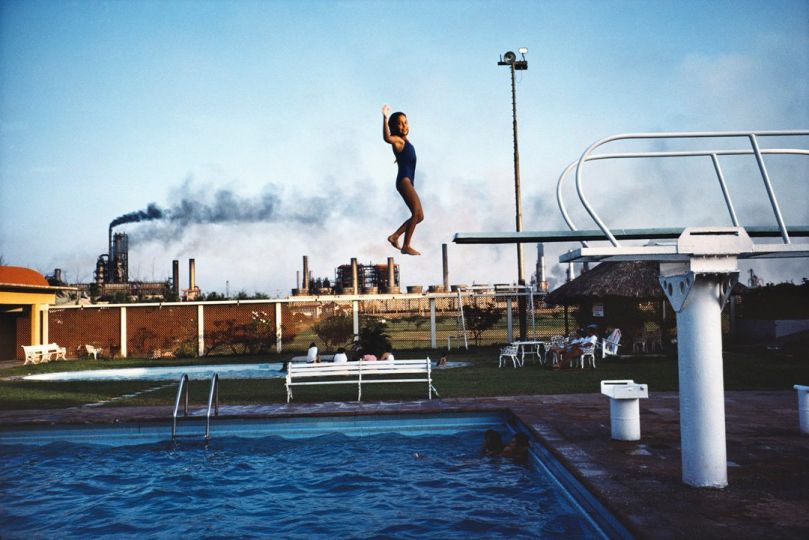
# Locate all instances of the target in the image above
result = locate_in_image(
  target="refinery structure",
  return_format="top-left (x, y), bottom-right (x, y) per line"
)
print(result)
top-left (48, 217), bottom-right (551, 304)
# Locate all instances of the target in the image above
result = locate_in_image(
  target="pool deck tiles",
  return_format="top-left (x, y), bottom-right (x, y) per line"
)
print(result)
top-left (1, 391), bottom-right (808, 539)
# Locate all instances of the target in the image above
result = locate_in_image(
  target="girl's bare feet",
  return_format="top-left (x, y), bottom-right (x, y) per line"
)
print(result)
top-left (387, 235), bottom-right (400, 249)
top-left (401, 246), bottom-right (420, 256)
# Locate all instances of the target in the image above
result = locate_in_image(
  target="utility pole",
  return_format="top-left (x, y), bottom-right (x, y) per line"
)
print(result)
top-left (498, 48), bottom-right (529, 339)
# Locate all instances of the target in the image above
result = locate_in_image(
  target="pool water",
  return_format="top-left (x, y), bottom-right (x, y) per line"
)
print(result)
top-left (0, 415), bottom-right (622, 539)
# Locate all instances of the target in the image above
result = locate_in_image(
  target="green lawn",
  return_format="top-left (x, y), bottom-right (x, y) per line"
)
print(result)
top-left (1, 347), bottom-right (806, 409)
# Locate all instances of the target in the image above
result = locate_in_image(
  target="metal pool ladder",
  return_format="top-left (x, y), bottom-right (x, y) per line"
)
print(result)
top-left (171, 373), bottom-right (220, 441)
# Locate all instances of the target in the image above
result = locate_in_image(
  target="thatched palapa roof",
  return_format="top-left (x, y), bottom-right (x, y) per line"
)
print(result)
top-left (545, 261), bottom-right (664, 306)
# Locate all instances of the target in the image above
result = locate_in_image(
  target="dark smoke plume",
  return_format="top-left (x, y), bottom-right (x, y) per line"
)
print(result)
top-left (110, 203), bottom-right (164, 228)
top-left (108, 181), bottom-right (349, 245)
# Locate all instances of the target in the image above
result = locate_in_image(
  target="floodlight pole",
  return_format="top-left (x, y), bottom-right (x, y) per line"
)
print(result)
top-left (499, 50), bottom-right (528, 339)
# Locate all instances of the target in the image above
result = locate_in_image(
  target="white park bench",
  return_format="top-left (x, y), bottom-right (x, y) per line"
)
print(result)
top-left (286, 358), bottom-right (437, 402)
top-left (22, 343), bottom-right (67, 364)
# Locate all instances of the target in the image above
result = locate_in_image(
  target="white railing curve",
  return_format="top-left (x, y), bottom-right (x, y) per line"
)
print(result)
top-left (557, 130), bottom-right (809, 247)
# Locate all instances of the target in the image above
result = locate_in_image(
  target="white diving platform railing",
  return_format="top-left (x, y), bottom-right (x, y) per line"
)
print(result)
top-left (452, 129), bottom-right (809, 489)
top-left (454, 130), bottom-right (809, 246)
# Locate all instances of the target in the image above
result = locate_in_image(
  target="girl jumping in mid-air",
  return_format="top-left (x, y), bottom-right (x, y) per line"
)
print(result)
top-left (382, 104), bottom-right (424, 255)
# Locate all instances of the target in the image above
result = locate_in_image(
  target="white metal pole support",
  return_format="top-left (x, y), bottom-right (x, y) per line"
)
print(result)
top-left (657, 227), bottom-right (751, 488)
top-left (660, 265), bottom-right (738, 488)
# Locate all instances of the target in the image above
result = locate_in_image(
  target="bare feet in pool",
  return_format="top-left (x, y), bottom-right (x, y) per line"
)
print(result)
top-left (387, 235), bottom-right (401, 250)
top-left (401, 246), bottom-right (421, 256)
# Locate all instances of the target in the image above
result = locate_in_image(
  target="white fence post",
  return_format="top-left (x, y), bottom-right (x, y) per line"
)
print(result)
top-left (353, 300), bottom-right (359, 342)
top-left (507, 297), bottom-right (513, 343)
top-left (430, 298), bottom-right (437, 349)
top-left (275, 302), bottom-right (283, 353)
top-left (197, 304), bottom-right (204, 357)
top-left (42, 305), bottom-right (49, 345)
top-left (119, 306), bottom-right (127, 358)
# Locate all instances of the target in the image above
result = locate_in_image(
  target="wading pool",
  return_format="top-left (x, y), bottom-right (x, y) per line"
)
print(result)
top-left (0, 412), bottom-right (631, 539)
top-left (22, 361), bottom-right (468, 382)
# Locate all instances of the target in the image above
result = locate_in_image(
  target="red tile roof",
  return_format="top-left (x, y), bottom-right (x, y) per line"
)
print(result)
top-left (0, 266), bottom-right (49, 287)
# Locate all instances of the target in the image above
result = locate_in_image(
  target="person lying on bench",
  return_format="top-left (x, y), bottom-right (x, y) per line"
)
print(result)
top-left (307, 342), bottom-right (321, 363)
top-left (333, 347), bottom-right (348, 364)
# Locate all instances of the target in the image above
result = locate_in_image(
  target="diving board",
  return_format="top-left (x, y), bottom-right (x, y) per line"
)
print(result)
top-left (453, 226), bottom-right (809, 245)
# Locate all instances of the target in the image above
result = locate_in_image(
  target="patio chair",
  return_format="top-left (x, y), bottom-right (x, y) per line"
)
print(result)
top-left (547, 335), bottom-right (566, 367)
top-left (601, 329), bottom-right (622, 359)
top-left (84, 344), bottom-right (103, 360)
top-left (498, 344), bottom-right (520, 368)
top-left (580, 343), bottom-right (596, 368)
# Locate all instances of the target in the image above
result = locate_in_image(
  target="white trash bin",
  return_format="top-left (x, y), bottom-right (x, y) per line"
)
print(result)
top-left (601, 379), bottom-right (649, 441)
top-left (794, 385), bottom-right (809, 435)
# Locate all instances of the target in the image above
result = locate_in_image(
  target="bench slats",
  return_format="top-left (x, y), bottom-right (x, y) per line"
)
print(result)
top-left (286, 359), bottom-right (436, 402)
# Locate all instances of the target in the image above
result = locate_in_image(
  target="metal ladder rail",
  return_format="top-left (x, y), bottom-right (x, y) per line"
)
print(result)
top-left (568, 131), bottom-right (809, 247)
top-left (557, 146), bottom-right (809, 248)
top-left (172, 373), bottom-right (189, 440)
top-left (205, 373), bottom-right (219, 440)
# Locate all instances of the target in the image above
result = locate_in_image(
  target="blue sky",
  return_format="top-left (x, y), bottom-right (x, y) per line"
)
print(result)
top-left (1, 0), bottom-right (807, 295)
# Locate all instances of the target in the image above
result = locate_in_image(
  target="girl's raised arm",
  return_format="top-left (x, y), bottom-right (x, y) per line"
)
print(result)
top-left (382, 104), bottom-right (403, 149)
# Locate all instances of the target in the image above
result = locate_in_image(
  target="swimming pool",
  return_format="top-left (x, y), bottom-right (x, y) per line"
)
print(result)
top-left (0, 412), bottom-right (630, 539)
top-left (22, 361), bottom-right (468, 382)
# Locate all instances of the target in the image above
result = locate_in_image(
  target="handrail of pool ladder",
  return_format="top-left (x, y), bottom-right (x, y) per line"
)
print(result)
top-left (205, 373), bottom-right (220, 440)
top-left (172, 373), bottom-right (190, 440)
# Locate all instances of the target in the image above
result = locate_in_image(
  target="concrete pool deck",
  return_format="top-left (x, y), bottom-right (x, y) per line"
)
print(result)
top-left (1, 391), bottom-right (807, 539)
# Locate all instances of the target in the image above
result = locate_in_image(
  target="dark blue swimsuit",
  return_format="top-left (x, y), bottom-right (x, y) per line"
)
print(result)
top-left (394, 140), bottom-right (417, 187)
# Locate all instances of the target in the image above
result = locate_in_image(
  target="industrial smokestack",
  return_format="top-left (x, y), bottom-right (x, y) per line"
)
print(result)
top-left (351, 258), bottom-right (359, 294)
top-left (387, 257), bottom-right (397, 293)
top-left (442, 243), bottom-right (449, 291)
top-left (189, 258), bottom-right (196, 290)
top-left (296, 271), bottom-right (300, 290)
top-left (536, 243), bottom-right (547, 292)
top-left (172, 260), bottom-right (179, 297)
top-left (302, 256), bottom-right (309, 291)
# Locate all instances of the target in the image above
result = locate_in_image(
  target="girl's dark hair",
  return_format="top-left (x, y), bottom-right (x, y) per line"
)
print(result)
top-left (388, 111), bottom-right (406, 135)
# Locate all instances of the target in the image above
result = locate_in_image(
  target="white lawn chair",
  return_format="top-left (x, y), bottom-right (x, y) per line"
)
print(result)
top-left (84, 344), bottom-right (103, 360)
top-left (580, 342), bottom-right (596, 368)
top-left (601, 329), bottom-right (622, 359)
top-left (547, 335), bottom-right (566, 367)
top-left (498, 345), bottom-right (520, 368)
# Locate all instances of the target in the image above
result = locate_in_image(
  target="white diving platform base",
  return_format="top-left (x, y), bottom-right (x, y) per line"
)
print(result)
top-left (561, 226), bottom-right (809, 489)
top-left (666, 274), bottom-right (730, 487)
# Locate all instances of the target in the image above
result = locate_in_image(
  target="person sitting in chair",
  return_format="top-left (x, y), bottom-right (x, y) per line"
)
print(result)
top-left (564, 328), bottom-right (599, 367)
